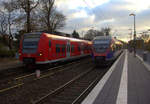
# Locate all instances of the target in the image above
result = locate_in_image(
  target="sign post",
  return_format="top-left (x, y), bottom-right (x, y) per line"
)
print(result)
top-left (36, 70), bottom-right (41, 78)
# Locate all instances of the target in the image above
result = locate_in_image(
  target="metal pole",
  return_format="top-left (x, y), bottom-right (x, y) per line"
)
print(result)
top-left (129, 29), bottom-right (132, 41)
top-left (134, 15), bottom-right (136, 56)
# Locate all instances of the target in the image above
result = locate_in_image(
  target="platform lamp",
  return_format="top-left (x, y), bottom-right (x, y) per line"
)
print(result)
top-left (129, 13), bottom-right (136, 56)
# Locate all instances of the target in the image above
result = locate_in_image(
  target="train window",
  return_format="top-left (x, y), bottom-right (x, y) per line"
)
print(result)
top-left (71, 45), bottom-right (74, 53)
top-left (56, 44), bottom-right (60, 53)
top-left (80, 45), bottom-right (83, 51)
top-left (84, 46), bottom-right (87, 51)
top-left (62, 45), bottom-right (65, 53)
top-left (78, 46), bottom-right (80, 52)
top-left (69, 45), bottom-right (70, 52)
top-left (49, 40), bottom-right (51, 47)
top-left (56, 44), bottom-right (58, 53)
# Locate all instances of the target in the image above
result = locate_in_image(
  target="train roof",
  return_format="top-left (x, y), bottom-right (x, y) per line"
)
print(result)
top-left (44, 33), bottom-right (90, 43)
top-left (93, 36), bottom-right (123, 45)
top-left (24, 32), bottom-right (91, 43)
top-left (93, 36), bottom-right (112, 40)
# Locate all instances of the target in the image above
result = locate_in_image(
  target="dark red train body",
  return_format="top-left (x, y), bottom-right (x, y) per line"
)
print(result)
top-left (19, 32), bottom-right (92, 65)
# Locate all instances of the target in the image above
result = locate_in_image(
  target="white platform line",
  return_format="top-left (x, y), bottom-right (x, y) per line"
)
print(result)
top-left (81, 51), bottom-right (125, 104)
top-left (136, 54), bottom-right (150, 72)
top-left (116, 50), bottom-right (128, 104)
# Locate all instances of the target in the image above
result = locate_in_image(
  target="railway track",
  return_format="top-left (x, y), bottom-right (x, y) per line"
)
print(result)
top-left (33, 67), bottom-right (108, 104)
top-left (0, 58), bottom-right (94, 104)
top-left (0, 58), bottom-right (92, 93)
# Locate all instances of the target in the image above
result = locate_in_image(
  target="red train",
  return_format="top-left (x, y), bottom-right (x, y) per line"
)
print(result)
top-left (19, 32), bottom-right (92, 66)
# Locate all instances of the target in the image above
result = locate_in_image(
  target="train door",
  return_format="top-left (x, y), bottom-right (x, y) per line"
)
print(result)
top-left (48, 40), bottom-right (52, 60)
top-left (66, 41), bottom-right (70, 58)
top-left (81, 43), bottom-right (84, 55)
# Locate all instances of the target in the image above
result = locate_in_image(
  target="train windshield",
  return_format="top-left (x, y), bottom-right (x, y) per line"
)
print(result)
top-left (93, 39), bottom-right (110, 53)
top-left (22, 33), bottom-right (41, 53)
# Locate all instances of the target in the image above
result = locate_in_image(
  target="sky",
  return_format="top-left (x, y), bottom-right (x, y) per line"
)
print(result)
top-left (55, 0), bottom-right (150, 42)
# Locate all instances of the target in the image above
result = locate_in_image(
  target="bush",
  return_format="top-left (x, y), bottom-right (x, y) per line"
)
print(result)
top-left (0, 41), bottom-right (17, 58)
top-left (0, 44), bottom-right (16, 57)
top-left (0, 50), bottom-right (16, 58)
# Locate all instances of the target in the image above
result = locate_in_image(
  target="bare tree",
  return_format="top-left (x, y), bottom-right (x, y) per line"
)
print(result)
top-left (140, 32), bottom-right (149, 42)
top-left (84, 29), bottom-right (104, 40)
top-left (0, 10), bottom-right (7, 35)
top-left (50, 10), bottom-right (66, 32)
top-left (39, 0), bottom-right (66, 33)
top-left (72, 30), bottom-right (80, 38)
top-left (17, 0), bottom-right (39, 32)
top-left (101, 27), bottom-right (111, 36)
top-left (40, 0), bottom-right (54, 31)
top-left (1, 0), bottom-right (18, 50)
top-left (3, 0), bottom-right (16, 36)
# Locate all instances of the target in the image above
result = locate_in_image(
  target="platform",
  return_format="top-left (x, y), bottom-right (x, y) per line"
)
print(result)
top-left (82, 50), bottom-right (150, 104)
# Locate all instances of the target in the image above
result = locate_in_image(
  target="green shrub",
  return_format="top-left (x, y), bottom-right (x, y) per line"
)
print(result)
top-left (0, 49), bottom-right (16, 58)
top-left (0, 42), bottom-right (17, 58)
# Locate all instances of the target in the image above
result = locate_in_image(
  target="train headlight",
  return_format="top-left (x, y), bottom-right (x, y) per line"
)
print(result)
top-left (38, 53), bottom-right (43, 56)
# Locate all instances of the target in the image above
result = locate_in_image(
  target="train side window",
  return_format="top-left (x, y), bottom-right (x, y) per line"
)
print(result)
top-left (56, 44), bottom-right (60, 53)
top-left (62, 45), bottom-right (65, 53)
top-left (78, 46), bottom-right (80, 52)
top-left (71, 45), bottom-right (74, 53)
top-left (69, 45), bottom-right (70, 52)
top-left (58, 45), bottom-right (60, 53)
top-left (56, 44), bottom-right (58, 53)
top-left (49, 40), bottom-right (51, 47)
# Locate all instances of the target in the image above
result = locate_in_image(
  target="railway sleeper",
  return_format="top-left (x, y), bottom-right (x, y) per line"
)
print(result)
top-left (51, 99), bottom-right (72, 104)
top-left (59, 92), bottom-right (80, 97)
top-left (54, 95), bottom-right (75, 101)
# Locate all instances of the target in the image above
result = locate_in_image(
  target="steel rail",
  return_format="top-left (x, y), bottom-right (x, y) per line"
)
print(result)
top-left (71, 77), bottom-right (99, 104)
top-left (33, 67), bottom-right (94, 104)
top-left (0, 60), bottom-right (85, 93)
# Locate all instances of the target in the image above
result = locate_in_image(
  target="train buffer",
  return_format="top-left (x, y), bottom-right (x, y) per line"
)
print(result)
top-left (82, 50), bottom-right (150, 104)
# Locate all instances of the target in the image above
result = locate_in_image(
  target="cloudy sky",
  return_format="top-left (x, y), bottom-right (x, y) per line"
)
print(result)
top-left (54, 0), bottom-right (150, 41)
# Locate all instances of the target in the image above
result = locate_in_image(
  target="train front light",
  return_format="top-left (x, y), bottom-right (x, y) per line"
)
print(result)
top-left (38, 53), bottom-right (43, 56)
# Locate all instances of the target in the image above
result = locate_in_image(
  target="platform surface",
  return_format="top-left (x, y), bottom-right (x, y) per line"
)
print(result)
top-left (82, 50), bottom-right (150, 104)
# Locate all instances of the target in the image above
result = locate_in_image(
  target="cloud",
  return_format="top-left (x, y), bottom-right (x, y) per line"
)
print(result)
top-left (124, 0), bottom-right (150, 12)
top-left (55, 0), bottom-right (110, 9)
top-left (55, 0), bottom-right (150, 41)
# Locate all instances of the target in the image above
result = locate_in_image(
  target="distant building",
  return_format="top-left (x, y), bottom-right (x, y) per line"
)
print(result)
top-left (129, 38), bottom-right (144, 49)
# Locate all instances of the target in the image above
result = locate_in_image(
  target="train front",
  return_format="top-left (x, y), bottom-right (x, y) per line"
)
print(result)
top-left (92, 37), bottom-right (112, 64)
top-left (19, 33), bottom-right (43, 67)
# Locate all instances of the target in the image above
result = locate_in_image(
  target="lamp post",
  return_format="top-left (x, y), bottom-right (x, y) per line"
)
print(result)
top-left (128, 28), bottom-right (132, 41)
top-left (129, 13), bottom-right (136, 56)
